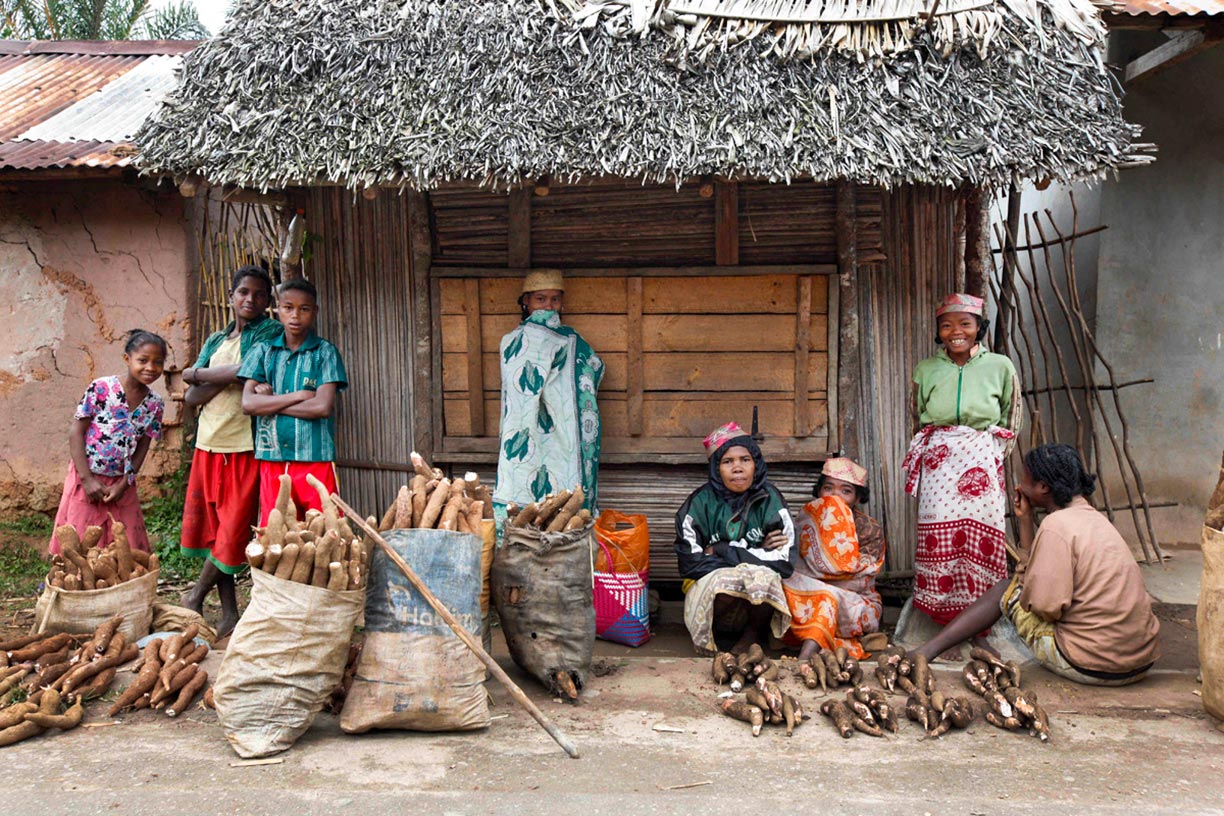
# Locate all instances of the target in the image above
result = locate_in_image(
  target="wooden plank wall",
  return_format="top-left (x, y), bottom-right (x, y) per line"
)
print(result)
top-left (305, 188), bottom-right (418, 519)
top-left (437, 273), bottom-right (833, 454)
top-left (857, 185), bottom-right (961, 573)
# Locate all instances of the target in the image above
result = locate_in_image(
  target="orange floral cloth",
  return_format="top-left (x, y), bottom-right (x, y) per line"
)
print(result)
top-left (783, 496), bottom-right (885, 658)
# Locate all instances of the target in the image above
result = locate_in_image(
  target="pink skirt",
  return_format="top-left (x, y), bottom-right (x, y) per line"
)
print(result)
top-left (48, 463), bottom-right (151, 554)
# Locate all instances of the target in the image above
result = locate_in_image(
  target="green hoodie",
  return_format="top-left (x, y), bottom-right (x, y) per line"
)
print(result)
top-left (913, 346), bottom-right (1020, 431)
top-left (674, 483), bottom-right (796, 581)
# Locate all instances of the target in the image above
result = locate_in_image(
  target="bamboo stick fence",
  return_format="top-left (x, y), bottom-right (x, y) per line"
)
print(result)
top-left (989, 192), bottom-right (1163, 564)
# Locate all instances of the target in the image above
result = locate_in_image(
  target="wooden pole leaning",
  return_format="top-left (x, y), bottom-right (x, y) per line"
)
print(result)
top-left (331, 494), bottom-right (581, 759)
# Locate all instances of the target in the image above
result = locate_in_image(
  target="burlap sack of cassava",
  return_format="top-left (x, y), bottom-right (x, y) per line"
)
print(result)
top-left (214, 568), bottom-right (363, 758)
top-left (492, 522), bottom-right (595, 697)
top-left (341, 528), bottom-right (488, 733)
top-left (1199, 524), bottom-right (1224, 721)
top-left (33, 568), bottom-right (159, 643)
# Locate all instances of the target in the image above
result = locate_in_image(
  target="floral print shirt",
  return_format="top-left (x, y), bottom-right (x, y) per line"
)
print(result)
top-left (74, 376), bottom-right (164, 480)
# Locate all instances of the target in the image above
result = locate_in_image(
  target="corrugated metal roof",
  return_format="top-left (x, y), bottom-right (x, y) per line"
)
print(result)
top-left (18, 55), bottom-right (183, 142)
top-left (0, 140), bottom-right (133, 170)
top-left (0, 41), bottom-right (195, 172)
top-left (1105, 0), bottom-right (1224, 15)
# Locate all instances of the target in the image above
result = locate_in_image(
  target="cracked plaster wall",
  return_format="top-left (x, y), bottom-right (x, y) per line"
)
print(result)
top-left (0, 179), bottom-right (190, 514)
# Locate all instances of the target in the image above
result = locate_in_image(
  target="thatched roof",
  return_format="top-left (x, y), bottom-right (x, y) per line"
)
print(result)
top-left (136, 0), bottom-right (1149, 192)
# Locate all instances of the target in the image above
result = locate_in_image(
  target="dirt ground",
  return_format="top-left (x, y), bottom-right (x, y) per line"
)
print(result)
top-left (2, 609), bottom-right (1220, 816)
top-left (1, 541), bottom-right (1216, 814)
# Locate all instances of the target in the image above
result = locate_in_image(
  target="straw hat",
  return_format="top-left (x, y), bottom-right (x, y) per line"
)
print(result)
top-left (522, 269), bottom-right (564, 293)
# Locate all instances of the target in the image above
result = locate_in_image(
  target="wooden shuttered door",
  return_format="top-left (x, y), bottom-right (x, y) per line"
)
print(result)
top-left (438, 272), bottom-right (834, 458)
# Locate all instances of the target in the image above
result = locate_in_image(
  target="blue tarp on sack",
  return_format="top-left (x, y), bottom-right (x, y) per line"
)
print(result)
top-left (340, 528), bottom-right (489, 732)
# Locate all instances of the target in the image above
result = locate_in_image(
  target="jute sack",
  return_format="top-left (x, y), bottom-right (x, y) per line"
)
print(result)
top-left (215, 568), bottom-right (363, 758)
top-left (33, 568), bottom-right (158, 642)
top-left (492, 522), bottom-right (595, 697)
top-left (479, 519), bottom-right (496, 655)
top-left (1199, 524), bottom-right (1224, 720)
top-left (341, 528), bottom-right (488, 733)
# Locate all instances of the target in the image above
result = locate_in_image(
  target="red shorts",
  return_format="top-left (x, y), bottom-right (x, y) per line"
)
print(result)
top-left (181, 449), bottom-right (260, 573)
top-left (257, 460), bottom-right (339, 525)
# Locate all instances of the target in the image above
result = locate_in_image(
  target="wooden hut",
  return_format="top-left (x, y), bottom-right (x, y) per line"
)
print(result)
top-left (136, 0), bottom-right (1148, 581)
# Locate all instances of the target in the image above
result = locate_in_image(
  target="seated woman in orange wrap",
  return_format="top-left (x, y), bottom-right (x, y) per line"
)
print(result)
top-left (783, 457), bottom-right (886, 661)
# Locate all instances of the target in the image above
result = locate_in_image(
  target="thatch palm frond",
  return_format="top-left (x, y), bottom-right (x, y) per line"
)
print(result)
top-left (135, 0), bottom-right (1146, 193)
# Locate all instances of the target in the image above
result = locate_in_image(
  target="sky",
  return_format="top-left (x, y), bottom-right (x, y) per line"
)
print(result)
top-left (151, 0), bottom-right (232, 36)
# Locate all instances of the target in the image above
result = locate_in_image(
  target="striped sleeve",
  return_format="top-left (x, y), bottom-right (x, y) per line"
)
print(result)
top-left (318, 341), bottom-right (348, 390)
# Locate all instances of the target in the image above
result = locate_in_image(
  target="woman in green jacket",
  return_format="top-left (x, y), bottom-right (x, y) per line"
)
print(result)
top-left (902, 293), bottom-right (1021, 651)
top-left (675, 422), bottom-right (796, 655)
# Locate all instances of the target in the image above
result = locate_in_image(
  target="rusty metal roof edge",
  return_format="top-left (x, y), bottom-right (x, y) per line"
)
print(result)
top-left (0, 39), bottom-right (200, 57)
top-left (1103, 0), bottom-right (1224, 16)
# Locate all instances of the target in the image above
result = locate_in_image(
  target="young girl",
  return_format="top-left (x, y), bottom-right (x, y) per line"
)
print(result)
top-left (49, 330), bottom-right (167, 555)
top-left (903, 293), bottom-right (1021, 652)
top-left (783, 457), bottom-right (886, 661)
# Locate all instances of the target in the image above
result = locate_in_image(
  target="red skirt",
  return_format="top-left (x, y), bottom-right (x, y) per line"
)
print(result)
top-left (181, 448), bottom-right (260, 574)
top-left (257, 461), bottom-right (339, 525)
top-left (49, 463), bottom-right (150, 554)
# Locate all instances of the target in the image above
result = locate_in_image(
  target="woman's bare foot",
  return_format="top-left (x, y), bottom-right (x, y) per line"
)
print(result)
top-left (935, 644), bottom-right (965, 663)
top-left (730, 631), bottom-right (760, 655)
top-left (970, 634), bottom-right (998, 656)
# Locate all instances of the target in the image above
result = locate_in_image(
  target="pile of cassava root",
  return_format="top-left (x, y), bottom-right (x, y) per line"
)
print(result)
top-left (49, 521), bottom-right (158, 591)
top-left (505, 486), bottom-right (591, 533)
top-left (108, 624), bottom-right (210, 719)
top-left (0, 617), bottom-right (139, 746)
top-left (713, 645), bottom-right (809, 736)
top-left (246, 473), bottom-right (369, 591)
top-left (378, 452), bottom-right (493, 533)
top-left (795, 644), bottom-right (868, 693)
top-left (962, 647), bottom-right (1051, 741)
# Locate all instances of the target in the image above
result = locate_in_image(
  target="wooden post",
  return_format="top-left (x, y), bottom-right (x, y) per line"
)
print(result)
top-left (463, 278), bottom-right (485, 435)
top-left (508, 187), bottom-right (531, 268)
top-left (835, 182), bottom-right (860, 459)
top-left (407, 191), bottom-right (436, 458)
top-left (627, 276), bottom-right (644, 436)
top-left (994, 183), bottom-right (1021, 352)
top-left (953, 188), bottom-right (967, 292)
top-left (715, 181), bottom-right (739, 266)
top-left (793, 276), bottom-right (812, 436)
top-left (332, 496), bottom-right (582, 760)
top-left (963, 186), bottom-right (991, 297)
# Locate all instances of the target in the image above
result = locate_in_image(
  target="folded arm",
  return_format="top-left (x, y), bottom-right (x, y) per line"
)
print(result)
top-left (242, 379), bottom-right (311, 416)
top-left (277, 382), bottom-right (339, 420)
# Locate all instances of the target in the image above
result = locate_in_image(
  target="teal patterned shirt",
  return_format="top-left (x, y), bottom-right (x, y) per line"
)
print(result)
top-left (237, 332), bottom-right (348, 462)
top-left (193, 315), bottom-right (283, 369)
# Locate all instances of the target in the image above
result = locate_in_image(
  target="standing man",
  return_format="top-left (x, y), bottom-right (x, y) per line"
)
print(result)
top-left (181, 265), bottom-right (282, 638)
top-left (494, 270), bottom-right (603, 528)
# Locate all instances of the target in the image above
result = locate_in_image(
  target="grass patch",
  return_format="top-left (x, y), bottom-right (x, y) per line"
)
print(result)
top-left (144, 457), bottom-right (199, 583)
top-left (0, 513), bottom-right (52, 538)
top-left (0, 541), bottom-right (48, 598)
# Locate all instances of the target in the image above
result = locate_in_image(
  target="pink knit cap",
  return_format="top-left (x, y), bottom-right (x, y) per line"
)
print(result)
top-left (703, 422), bottom-right (747, 457)
top-left (822, 457), bottom-right (868, 487)
top-left (935, 292), bottom-right (985, 318)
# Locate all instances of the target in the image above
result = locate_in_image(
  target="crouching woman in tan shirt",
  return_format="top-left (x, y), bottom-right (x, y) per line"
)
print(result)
top-left (913, 444), bottom-right (1160, 685)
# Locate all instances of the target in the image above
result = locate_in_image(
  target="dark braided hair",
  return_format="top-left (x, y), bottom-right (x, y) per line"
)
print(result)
top-left (1024, 444), bottom-right (1097, 508)
top-left (123, 329), bottom-right (167, 356)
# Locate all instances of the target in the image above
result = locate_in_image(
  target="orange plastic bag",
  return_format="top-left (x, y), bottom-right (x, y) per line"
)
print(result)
top-left (594, 510), bottom-right (649, 578)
